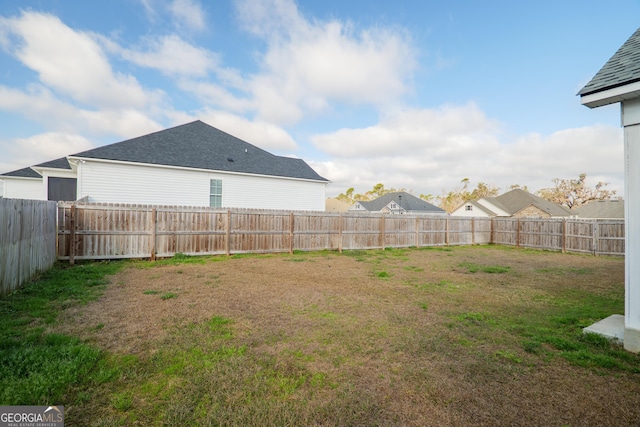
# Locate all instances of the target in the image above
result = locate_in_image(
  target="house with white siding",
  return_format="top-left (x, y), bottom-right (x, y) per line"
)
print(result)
top-left (349, 192), bottom-right (447, 216)
top-left (0, 121), bottom-right (329, 211)
top-left (450, 188), bottom-right (572, 218)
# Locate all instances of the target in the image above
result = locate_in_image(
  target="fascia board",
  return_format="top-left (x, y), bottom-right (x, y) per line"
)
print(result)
top-left (581, 81), bottom-right (640, 108)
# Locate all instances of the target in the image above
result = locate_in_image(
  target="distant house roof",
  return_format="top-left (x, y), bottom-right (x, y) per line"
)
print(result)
top-left (355, 192), bottom-right (446, 214)
top-left (579, 27), bottom-right (640, 107)
top-left (482, 189), bottom-right (571, 217)
top-left (69, 120), bottom-right (328, 182)
top-left (1, 166), bottom-right (41, 178)
top-left (573, 200), bottom-right (624, 219)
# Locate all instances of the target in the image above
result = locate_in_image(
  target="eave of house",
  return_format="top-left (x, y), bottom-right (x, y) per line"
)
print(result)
top-left (31, 164), bottom-right (78, 179)
top-left (0, 174), bottom-right (41, 180)
top-left (68, 156), bottom-right (330, 185)
top-left (581, 80), bottom-right (640, 109)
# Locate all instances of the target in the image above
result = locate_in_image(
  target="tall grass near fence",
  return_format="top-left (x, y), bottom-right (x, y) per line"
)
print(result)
top-left (0, 199), bottom-right (57, 295)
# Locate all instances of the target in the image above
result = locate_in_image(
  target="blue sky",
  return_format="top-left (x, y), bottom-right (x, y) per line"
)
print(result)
top-left (0, 0), bottom-right (637, 198)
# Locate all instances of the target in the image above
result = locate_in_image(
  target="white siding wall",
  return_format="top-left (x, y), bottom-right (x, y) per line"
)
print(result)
top-left (78, 160), bottom-right (326, 210)
top-left (223, 173), bottom-right (326, 210)
top-left (2, 178), bottom-right (44, 200)
top-left (451, 203), bottom-right (489, 217)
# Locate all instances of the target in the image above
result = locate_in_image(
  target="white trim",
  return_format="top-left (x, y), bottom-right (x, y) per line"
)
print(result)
top-left (581, 80), bottom-right (640, 108)
top-left (67, 156), bottom-right (329, 184)
top-left (0, 175), bottom-right (41, 180)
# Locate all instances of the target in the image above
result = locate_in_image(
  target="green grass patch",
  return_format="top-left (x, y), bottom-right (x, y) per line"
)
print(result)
top-left (0, 261), bottom-right (124, 405)
top-left (161, 292), bottom-right (178, 300)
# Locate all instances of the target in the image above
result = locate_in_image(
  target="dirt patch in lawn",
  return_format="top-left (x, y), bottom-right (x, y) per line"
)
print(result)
top-left (57, 246), bottom-right (640, 427)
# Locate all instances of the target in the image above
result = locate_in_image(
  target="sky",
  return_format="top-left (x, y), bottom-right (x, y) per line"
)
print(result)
top-left (0, 0), bottom-right (637, 199)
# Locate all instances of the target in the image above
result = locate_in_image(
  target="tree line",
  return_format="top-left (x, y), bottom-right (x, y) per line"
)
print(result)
top-left (334, 174), bottom-right (619, 213)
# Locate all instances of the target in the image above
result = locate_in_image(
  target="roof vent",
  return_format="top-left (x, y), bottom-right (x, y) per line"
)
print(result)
top-left (227, 158), bottom-right (234, 162)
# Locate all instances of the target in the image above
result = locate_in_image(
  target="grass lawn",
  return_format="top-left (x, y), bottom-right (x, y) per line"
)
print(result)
top-left (1, 245), bottom-right (639, 426)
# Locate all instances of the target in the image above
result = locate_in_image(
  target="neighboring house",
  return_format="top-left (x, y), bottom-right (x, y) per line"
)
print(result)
top-left (0, 166), bottom-right (43, 200)
top-left (1, 157), bottom-right (77, 201)
top-left (451, 188), bottom-right (572, 218)
top-left (0, 120), bottom-right (329, 210)
top-left (572, 200), bottom-right (624, 219)
top-left (349, 192), bottom-right (447, 216)
top-left (325, 198), bottom-right (351, 212)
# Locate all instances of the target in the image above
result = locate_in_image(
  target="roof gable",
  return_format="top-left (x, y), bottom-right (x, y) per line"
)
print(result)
top-left (70, 121), bottom-right (328, 182)
top-left (459, 201), bottom-right (498, 216)
top-left (1, 166), bottom-right (41, 178)
top-left (35, 157), bottom-right (72, 170)
top-left (485, 189), bottom-right (571, 217)
top-left (358, 192), bottom-right (445, 213)
top-left (579, 28), bottom-right (640, 97)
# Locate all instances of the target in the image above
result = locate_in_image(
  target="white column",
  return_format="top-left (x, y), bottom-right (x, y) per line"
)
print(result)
top-left (622, 99), bottom-right (640, 352)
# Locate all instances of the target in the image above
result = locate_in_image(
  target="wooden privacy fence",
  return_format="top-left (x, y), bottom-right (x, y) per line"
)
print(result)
top-left (57, 202), bottom-right (625, 261)
top-left (1, 198), bottom-right (57, 295)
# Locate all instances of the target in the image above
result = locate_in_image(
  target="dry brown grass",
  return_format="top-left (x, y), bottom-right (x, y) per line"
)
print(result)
top-left (57, 246), bottom-right (640, 426)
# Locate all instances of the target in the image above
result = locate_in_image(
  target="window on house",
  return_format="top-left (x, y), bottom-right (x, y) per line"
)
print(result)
top-left (465, 205), bottom-right (473, 211)
top-left (210, 179), bottom-right (222, 208)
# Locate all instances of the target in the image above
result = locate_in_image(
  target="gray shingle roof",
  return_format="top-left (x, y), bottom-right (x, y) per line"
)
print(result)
top-left (1, 167), bottom-right (41, 178)
top-left (485, 189), bottom-right (571, 217)
top-left (579, 27), bottom-right (640, 96)
top-left (358, 192), bottom-right (445, 213)
top-left (70, 120), bottom-right (328, 182)
top-left (573, 200), bottom-right (624, 219)
top-left (35, 157), bottom-right (72, 170)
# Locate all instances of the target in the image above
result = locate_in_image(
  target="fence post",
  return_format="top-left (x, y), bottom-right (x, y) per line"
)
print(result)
top-left (289, 212), bottom-right (294, 254)
top-left (445, 217), bottom-right (449, 246)
top-left (562, 218), bottom-right (567, 253)
top-left (471, 217), bottom-right (475, 245)
top-left (69, 204), bottom-right (76, 265)
top-left (490, 217), bottom-right (494, 244)
top-left (516, 217), bottom-right (521, 248)
top-left (592, 220), bottom-right (598, 256)
top-left (415, 216), bottom-right (420, 248)
top-left (150, 208), bottom-right (157, 261)
top-left (338, 213), bottom-right (343, 253)
top-left (226, 209), bottom-right (231, 256)
top-left (380, 215), bottom-right (385, 250)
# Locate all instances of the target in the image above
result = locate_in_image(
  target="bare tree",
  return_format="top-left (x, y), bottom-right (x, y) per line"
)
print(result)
top-left (536, 173), bottom-right (617, 209)
top-left (436, 179), bottom-right (500, 213)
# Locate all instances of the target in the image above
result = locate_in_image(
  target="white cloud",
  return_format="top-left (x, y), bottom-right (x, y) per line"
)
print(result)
top-left (105, 34), bottom-right (219, 77)
top-left (198, 111), bottom-right (297, 151)
top-left (310, 105), bottom-right (624, 198)
top-left (0, 132), bottom-right (94, 173)
top-left (0, 10), bottom-right (168, 149)
top-left (0, 84), bottom-right (162, 138)
top-left (234, 0), bottom-right (417, 125)
top-left (3, 12), bottom-right (153, 109)
top-left (312, 103), bottom-right (499, 157)
top-left (170, 0), bottom-right (206, 31)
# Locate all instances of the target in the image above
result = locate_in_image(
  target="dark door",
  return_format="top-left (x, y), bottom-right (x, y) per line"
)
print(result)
top-left (48, 177), bottom-right (77, 201)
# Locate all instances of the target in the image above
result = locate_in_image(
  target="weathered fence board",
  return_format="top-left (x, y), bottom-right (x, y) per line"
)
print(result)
top-left (56, 202), bottom-right (626, 260)
top-left (1, 199), bottom-right (57, 295)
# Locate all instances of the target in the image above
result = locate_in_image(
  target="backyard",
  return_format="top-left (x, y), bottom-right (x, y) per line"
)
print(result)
top-left (2, 245), bottom-right (639, 426)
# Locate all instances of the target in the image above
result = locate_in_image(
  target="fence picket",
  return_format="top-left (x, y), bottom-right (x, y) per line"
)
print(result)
top-left (53, 202), bottom-right (626, 260)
